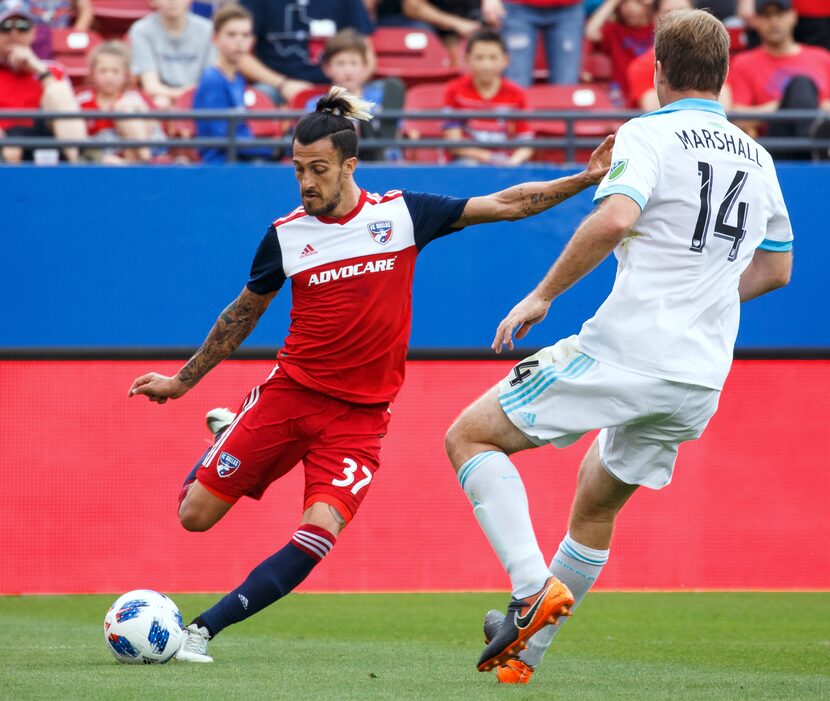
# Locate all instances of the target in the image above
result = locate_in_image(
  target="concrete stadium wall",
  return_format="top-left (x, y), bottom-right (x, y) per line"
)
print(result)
top-left (2, 163), bottom-right (827, 349)
top-left (1, 358), bottom-right (828, 594)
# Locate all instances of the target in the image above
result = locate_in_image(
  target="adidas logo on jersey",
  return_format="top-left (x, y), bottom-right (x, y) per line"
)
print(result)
top-left (300, 243), bottom-right (318, 259)
top-left (308, 257), bottom-right (397, 286)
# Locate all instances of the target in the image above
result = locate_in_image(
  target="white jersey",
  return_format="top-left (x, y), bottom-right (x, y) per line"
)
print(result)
top-left (578, 98), bottom-right (793, 390)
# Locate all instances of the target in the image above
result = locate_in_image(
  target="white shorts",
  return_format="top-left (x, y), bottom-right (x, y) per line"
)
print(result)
top-left (497, 336), bottom-right (720, 489)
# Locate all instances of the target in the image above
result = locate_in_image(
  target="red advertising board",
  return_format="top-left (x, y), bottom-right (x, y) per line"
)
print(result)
top-left (1, 359), bottom-right (828, 594)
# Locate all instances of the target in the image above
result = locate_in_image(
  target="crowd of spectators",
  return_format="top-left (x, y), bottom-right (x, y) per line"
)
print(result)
top-left (0, 0), bottom-right (828, 163)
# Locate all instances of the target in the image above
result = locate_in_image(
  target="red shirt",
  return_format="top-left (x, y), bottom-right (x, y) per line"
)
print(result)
top-left (0, 62), bottom-right (65, 130)
top-left (601, 23), bottom-right (654, 96)
top-left (246, 190), bottom-right (468, 405)
top-left (729, 44), bottom-right (830, 106)
top-left (626, 47), bottom-right (655, 107)
top-left (442, 74), bottom-right (533, 155)
top-left (76, 89), bottom-right (149, 135)
top-left (794, 0), bottom-right (828, 17)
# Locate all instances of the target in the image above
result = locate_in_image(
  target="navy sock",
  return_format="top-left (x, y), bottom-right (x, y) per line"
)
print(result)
top-left (197, 525), bottom-right (336, 637)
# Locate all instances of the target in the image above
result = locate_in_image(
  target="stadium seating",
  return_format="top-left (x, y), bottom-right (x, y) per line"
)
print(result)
top-left (51, 28), bottom-right (103, 85)
top-left (243, 87), bottom-right (284, 139)
top-left (372, 27), bottom-right (458, 86)
top-left (287, 86), bottom-right (329, 111)
top-left (401, 82), bottom-right (446, 163)
top-left (526, 84), bottom-right (620, 162)
top-left (92, 0), bottom-right (151, 36)
top-left (580, 48), bottom-right (612, 85)
top-left (167, 87), bottom-right (199, 161)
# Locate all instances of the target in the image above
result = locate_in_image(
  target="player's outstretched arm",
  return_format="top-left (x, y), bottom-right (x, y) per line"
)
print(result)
top-left (738, 249), bottom-right (792, 302)
top-left (492, 193), bottom-right (639, 352)
top-left (454, 135), bottom-right (614, 227)
top-left (128, 287), bottom-right (276, 403)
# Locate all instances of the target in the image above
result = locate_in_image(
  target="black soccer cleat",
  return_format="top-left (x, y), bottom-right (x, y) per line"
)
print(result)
top-left (483, 609), bottom-right (504, 644)
top-left (477, 576), bottom-right (574, 672)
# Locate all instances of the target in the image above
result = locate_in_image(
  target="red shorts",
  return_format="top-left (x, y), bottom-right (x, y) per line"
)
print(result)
top-left (197, 365), bottom-right (391, 523)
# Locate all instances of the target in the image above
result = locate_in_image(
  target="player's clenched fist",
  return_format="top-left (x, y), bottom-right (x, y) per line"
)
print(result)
top-left (128, 373), bottom-right (189, 403)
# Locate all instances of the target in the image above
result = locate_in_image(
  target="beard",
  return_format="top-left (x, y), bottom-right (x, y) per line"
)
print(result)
top-left (303, 173), bottom-right (344, 216)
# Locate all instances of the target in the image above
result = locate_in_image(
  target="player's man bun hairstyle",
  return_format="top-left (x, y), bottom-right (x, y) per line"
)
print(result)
top-left (655, 9), bottom-right (729, 95)
top-left (293, 86), bottom-right (375, 162)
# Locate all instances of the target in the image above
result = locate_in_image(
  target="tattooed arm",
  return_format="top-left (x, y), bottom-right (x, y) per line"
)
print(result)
top-left (128, 287), bottom-right (276, 404)
top-left (453, 135), bottom-right (614, 227)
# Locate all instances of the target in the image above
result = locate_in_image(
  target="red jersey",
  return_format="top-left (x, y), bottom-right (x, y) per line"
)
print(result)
top-left (729, 45), bottom-right (830, 106)
top-left (794, 0), bottom-right (828, 17)
top-left (0, 62), bottom-right (65, 130)
top-left (600, 23), bottom-right (653, 96)
top-left (246, 189), bottom-right (468, 405)
top-left (75, 89), bottom-right (149, 135)
top-left (626, 47), bottom-right (655, 107)
top-left (442, 74), bottom-right (533, 155)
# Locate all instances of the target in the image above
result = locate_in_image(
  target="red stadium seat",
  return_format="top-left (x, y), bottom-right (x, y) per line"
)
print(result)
top-left (287, 86), bottom-right (329, 111)
top-left (372, 27), bottom-right (458, 85)
top-left (243, 87), bottom-right (284, 138)
top-left (580, 49), bottom-right (612, 84)
top-left (92, 0), bottom-right (151, 20)
top-left (401, 82), bottom-right (446, 163)
top-left (51, 28), bottom-right (103, 85)
top-left (167, 87), bottom-right (200, 162)
top-left (92, 0), bottom-right (152, 37)
top-left (726, 23), bottom-right (748, 54)
top-left (526, 84), bottom-right (620, 163)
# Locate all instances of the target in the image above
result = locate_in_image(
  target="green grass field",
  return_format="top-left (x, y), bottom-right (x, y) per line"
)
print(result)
top-left (1, 593), bottom-right (828, 700)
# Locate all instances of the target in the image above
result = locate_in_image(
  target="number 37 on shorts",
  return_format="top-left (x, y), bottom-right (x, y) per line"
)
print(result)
top-left (332, 458), bottom-right (373, 495)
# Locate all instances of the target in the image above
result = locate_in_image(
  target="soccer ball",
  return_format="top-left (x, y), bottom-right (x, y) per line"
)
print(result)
top-left (103, 589), bottom-right (186, 664)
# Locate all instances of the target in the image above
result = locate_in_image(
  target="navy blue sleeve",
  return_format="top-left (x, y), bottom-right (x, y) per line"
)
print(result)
top-left (247, 225), bottom-right (286, 295)
top-left (403, 190), bottom-right (469, 251)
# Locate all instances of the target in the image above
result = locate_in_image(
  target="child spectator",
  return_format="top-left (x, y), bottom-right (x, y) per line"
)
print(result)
top-left (129, 0), bottom-right (215, 108)
top-left (300, 29), bottom-right (404, 161)
top-left (76, 41), bottom-right (161, 163)
top-left (442, 27), bottom-right (533, 165)
top-left (192, 2), bottom-right (274, 163)
top-left (585, 0), bottom-right (654, 98)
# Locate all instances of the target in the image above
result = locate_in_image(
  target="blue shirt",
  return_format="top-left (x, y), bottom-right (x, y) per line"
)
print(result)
top-left (240, 0), bottom-right (373, 83)
top-left (193, 66), bottom-right (273, 164)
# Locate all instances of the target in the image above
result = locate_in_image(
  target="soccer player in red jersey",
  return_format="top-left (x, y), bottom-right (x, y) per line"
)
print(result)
top-left (128, 86), bottom-right (613, 663)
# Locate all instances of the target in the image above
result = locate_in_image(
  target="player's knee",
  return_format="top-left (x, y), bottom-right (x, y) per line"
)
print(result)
top-left (444, 418), bottom-right (467, 467)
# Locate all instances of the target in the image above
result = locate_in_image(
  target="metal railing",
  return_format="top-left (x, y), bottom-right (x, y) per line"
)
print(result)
top-left (1, 108), bottom-right (828, 163)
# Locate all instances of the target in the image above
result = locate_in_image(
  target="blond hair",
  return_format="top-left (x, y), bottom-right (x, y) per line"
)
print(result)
top-left (655, 9), bottom-right (729, 94)
top-left (89, 41), bottom-right (132, 90)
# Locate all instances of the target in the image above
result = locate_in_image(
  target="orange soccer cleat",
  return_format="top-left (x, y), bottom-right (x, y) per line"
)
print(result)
top-left (496, 659), bottom-right (534, 684)
top-left (477, 576), bottom-right (574, 672)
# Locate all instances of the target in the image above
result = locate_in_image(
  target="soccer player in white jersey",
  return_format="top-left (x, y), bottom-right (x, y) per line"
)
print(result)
top-left (445, 9), bottom-right (793, 683)
top-left (127, 87), bottom-right (613, 663)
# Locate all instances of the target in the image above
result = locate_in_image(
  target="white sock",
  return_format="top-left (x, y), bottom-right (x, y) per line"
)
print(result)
top-left (519, 533), bottom-right (609, 668)
top-left (457, 451), bottom-right (550, 598)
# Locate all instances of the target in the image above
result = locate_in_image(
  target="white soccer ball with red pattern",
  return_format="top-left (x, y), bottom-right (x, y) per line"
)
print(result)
top-left (103, 589), bottom-right (186, 664)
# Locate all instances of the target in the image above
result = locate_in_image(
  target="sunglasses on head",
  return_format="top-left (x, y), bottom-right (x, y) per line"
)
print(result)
top-left (0, 18), bottom-right (34, 32)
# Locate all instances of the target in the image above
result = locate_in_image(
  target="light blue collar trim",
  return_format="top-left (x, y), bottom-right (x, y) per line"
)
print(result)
top-left (641, 98), bottom-right (726, 119)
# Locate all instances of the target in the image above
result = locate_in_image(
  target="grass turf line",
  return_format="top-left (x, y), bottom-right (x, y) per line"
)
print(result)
top-left (1, 592), bottom-right (828, 700)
